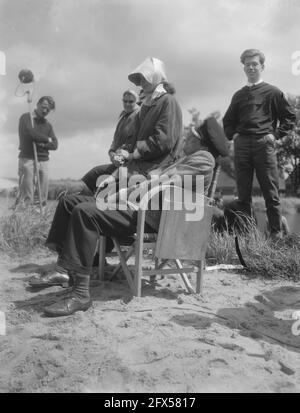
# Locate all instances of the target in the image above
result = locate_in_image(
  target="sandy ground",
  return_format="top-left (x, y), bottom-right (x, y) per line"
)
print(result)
top-left (0, 249), bottom-right (300, 393)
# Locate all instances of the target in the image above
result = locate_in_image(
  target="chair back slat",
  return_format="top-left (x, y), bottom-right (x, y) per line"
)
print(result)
top-left (207, 164), bottom-right (221, 200)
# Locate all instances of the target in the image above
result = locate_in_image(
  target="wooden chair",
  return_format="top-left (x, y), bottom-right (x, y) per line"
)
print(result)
top-left (97, 164), bottom-right (221, 297)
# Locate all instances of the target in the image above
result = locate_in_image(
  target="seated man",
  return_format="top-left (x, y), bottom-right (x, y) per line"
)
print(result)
top-left (41, 127), bottom-right (228, 317)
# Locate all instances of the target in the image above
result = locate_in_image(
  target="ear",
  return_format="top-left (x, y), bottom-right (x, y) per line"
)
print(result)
top-left (261, 64), bottom-right (265, 71)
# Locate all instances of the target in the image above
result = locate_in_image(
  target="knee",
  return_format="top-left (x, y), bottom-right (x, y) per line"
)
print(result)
top-left (58, 194), bottom-right (81, 214)
top-left (72, 202), bottom-right (94, 218)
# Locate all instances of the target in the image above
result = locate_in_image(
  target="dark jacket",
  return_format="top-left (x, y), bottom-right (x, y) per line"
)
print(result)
top-left (126, 93), bottom-right (182, 176)
top-left (109, 107), bottom-right (140, 154)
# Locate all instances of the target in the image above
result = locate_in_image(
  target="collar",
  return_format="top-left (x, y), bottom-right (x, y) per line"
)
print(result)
top-left (33, 110), bottom-right (47, 123)
top-left (247, 79), bottom-right (264, 87)
top-left (119, 105), bottom-right (139, 119)
top-left (142, 83), bottom-right (167, 107)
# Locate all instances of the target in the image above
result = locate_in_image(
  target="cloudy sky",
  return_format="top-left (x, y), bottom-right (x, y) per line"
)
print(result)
top-left (0, 0), bottom-right (299, 180)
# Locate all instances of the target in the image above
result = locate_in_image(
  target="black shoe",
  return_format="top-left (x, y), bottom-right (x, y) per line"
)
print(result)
top-left (29, 272), bottom-right (70, 288)
top-left (44, 296), bottom-right (92, 317)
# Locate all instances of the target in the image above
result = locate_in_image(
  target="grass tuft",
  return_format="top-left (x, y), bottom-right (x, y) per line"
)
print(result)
top-left (208, 214), bottom-right (300, 280)
top-left (0, 204), bottom-right (55, 257)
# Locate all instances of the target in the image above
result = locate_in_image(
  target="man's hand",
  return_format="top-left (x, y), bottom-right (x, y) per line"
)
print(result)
top-left (109, 151), bottom-right (124, 167)
top-left (112, 154), bottom-right (125, 167)
top-left (116, 148), bottom-right (131, 160)
top-left (232, 133), bottom-right (239, 141)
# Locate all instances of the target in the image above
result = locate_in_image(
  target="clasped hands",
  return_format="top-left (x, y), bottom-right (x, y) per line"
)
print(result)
top-left (109, 149), bottom-right (132, 167)
top-left (110, 145), bottom-right (143, 167)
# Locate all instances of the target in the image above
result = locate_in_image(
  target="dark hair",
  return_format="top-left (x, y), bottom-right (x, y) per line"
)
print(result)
top-left (240, 49), bottom-right (265, 65)
top-left (37, 96), bottom-right (56, 110)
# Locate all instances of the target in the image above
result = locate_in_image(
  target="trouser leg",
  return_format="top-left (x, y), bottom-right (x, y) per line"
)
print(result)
top-left (81, 163), bottom-right (117, 194)
top-left (38, 160), bottom-right (49, 205)
top-left (234, 135), bottom-right (254, 216)
top-left (253, 135), bottom-right (281, 234)
top-left (57, 204), bottom-right (156, 275)
top-left (18, 158), bottom-right (34, 204)
top-left (45, 194), bottom-right (95, 254)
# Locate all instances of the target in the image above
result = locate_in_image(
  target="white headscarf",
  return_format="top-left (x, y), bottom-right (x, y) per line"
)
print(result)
top-left (128, 57), bottom-right (168, 106)
top-left (128, 57), bottom-right (167, 86)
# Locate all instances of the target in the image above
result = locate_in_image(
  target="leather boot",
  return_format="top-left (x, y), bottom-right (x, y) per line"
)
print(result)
top-left (44, 274), bottom-right (92, 317)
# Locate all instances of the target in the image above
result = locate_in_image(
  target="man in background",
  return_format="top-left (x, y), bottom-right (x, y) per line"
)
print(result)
top-left (16, 96), bottom-right (57, 206)
top-left (223, 49), bottom-right (295, 240)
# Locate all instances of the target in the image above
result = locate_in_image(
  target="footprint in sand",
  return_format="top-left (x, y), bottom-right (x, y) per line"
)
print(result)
top-left (208, 358), bottom-right (228, 368)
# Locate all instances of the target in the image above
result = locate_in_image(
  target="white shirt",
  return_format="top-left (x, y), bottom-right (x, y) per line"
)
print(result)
top-left (247, 79), bottom-right (264, 87)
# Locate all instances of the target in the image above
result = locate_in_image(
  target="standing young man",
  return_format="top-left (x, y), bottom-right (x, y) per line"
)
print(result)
top-left (223, 49), bottom-right (295, 239)
top-left (16, 96), bottom-right (58, 206)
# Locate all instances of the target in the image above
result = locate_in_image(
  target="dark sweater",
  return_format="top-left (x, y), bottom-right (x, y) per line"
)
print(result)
top-left (223, 82), bottom-right (296, 140)
top-left (18, 113), bottom-right (58, 161)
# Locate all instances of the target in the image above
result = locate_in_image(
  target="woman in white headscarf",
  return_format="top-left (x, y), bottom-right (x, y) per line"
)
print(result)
top-left (117, 57), bottom-right (183, 176)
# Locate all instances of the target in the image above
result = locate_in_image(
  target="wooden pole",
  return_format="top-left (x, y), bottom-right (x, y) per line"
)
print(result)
top-left (26, 91), bottom-right (43, 213)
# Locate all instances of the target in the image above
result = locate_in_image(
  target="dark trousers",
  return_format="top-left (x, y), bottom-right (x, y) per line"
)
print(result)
top-left (81, 163), bottom-right (117, 193)
top-left (46, 194), bottom-right (154, 275)
top-left (234, 134), bottom-right (281, 233)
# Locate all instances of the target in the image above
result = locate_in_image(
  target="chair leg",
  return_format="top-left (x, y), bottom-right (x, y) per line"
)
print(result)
top-left (134, 239), bottom-right (143, 297)
top-left (107, 245), bottom-right (135, 281)
top-left (150, 257), bottom-right (159, 284)
top-left (98, 236), bottom-right (106, 281)
top-left (174, 259), bottom-right (195, 294)
top-left (196, 260), bottom-right (203, 294)
top-left (112, 238), bottom-right (134, 293)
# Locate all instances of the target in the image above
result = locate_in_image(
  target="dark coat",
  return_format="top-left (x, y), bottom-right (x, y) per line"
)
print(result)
top-left (126, 93), bottom-right (182, 176)
top-left (109, 107), bottom-right (140, 154)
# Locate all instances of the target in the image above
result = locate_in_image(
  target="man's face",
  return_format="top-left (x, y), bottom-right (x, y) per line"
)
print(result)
top-left (35, 100), bottom-right (51, 118)
top-left (243, 55), bottom-right (264, 83)
top-left (122, 94), bottom-right (136, 113)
